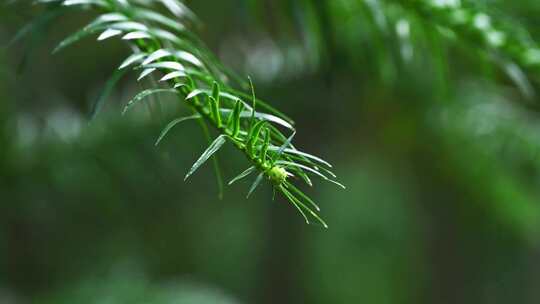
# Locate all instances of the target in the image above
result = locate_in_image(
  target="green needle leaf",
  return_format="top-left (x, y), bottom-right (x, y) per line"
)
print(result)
top-left (122, 88), bottom-right (178, 115)
top-left (209, 96), bottom-right (221, 128)
top-left (248, 77), bottom-right (256, 129)
top-left (247, 120), bottom-right (267, 154)
top-left (276, 160), bottom-right (345, 189)
top-left (53, 23), bottom-right (107, 53)
top-left (155, 114), bottom-right (200, 146)
top-left (91, 68), bottom-right (128, 120)
top-left (246, 172), bottom-right (264, 198)
top-left (284, 182), bottom-right (320, 212)
top-left (261, 127), bottom-right (270, 161)
top-left (280, 185), bottom-right (310, 225)
top-left (280, 186), bottom-right (328, 228)
top-left (119, 53), bottom-right (146, 69)
top-left (272, 131), bottom-right (296, 163)
top-left (228, 166), bottom-right (256, 185)
top-left (193, 113), bottom-right (225, 199)
top-left (227, 100), bottom-right (244, 137)
top-left (270, 147), bottom-right (332, 168)
top-left (184, 135), bottom-right (227, 181)
top-left (212, 81), bottom-right (220, 102)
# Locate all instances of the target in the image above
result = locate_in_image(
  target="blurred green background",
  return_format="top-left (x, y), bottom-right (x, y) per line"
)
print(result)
top-left (1, 0), bottom-right (540, 303)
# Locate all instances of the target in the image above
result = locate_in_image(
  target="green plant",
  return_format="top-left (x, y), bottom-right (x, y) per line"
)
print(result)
top-left (275, 0), bottom-right (540, 98)
top-left (18, 0), bottom-right (344, 228)
top-left (376, 0), bottom-right (540, 97)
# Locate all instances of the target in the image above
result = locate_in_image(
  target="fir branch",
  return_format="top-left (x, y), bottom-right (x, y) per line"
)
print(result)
top-left (396, 0), bottom-right (540, 95)
top-left (281, 0), bottom-right (540, 97)
top-left (365, 0), bottom-right (540, 96)
top-left (27, 0), bottom-right (343, 228)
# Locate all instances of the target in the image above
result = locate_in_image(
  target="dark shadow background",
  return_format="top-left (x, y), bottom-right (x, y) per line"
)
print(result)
top-left (1, 0), bottom-right (540, 303)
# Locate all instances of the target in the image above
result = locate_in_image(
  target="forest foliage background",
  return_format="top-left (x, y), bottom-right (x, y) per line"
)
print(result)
top-left (1, 0), bottom-right (540, 303)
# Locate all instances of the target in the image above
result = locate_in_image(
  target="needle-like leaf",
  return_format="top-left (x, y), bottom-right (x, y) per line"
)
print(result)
top-left (155, 114), bottom-right (200, 146)
top-left (184, 135), bottom-right (227, 181)
top-left (122, 88), bottom-right (178, 115)
top-left (91, 68), bottom-right (128, 120)
top-left (228, 166), bottom-right (256, 185)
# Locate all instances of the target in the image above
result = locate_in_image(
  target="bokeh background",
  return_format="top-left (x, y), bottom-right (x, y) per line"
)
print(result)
top-left (1, 0), bottom-right (540, 303)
